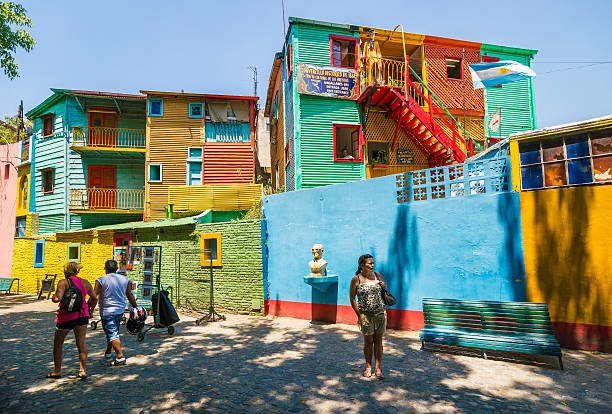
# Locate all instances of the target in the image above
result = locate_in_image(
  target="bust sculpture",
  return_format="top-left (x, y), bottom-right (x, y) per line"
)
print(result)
top-left (308, 243), bottom-right (328, 277)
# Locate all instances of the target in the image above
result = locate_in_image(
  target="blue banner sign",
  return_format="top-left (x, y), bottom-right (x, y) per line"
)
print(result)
top-left (397, 149), bottom-right (414, 164)
top-left (297, 63), bottom-right (359, 100)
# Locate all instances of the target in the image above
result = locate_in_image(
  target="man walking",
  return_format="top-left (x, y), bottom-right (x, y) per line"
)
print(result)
top-left (92, 259), bottom-right (137, 366)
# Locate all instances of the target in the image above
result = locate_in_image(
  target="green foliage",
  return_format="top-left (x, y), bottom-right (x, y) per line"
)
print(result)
top-left (0, 2), bottom-right (35, 79)
top-left (0, 115), bottom-right (30, 143)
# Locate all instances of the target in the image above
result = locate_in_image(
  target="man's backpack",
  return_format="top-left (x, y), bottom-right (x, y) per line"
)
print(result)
top-left (61, 277), bottom-right (84, 312)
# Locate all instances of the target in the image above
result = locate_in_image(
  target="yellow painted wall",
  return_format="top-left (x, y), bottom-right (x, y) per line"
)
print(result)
top-left (520, 185), bottom-right (612, 327)
top-left (11, 231), bottom-right (114, 295)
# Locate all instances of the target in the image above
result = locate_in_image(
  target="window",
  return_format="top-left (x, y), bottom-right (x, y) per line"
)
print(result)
top-left (284, 140), bottom-right (291, 168)
top-left (67, 243), bottom-right (81, 263)
top-left (148, 164), bottom-right (162, 182)
top-left (41, 168), bottom-right (54, 194)
top-left (4, 164), bottom-right (8, 179)
top-left (333, 124), bottom-right (362, 162)
top-left (330, 35), bottom-right (358, 69)
top-left (286, 43), bottom-right (293, 79)
top-left (187, 147), bottom-right (203, 185)
top-left (446, 58), bottom-right (462, 80)
top-left (15, 217), bottom-right (26, 237)
top-left (482, 56), bottom-right (502, 87)
top-left (273, 92), bottom-right (278, 119)
top-left (200, 233), bottom-right (222, 267)
top-left (34, 239), bottom-right (45, 267)
top-left (148, 98), bottom-right (163, 116)
top-left (42, 115), bottom-right (54, 137)
top-left (518, 128), bottom-right (612, 190)
top-left (20, 176), bottom-right (28, 209)
top-left (189, 103), bottom-right (204, 118)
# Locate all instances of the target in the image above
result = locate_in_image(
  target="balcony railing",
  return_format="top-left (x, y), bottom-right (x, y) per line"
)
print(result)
top-left (360, 57), bottom-right (425, 106)
top-left (71, 126), bottom-right (146, 150)
top-left (70, 188), bottom-right (144, 211)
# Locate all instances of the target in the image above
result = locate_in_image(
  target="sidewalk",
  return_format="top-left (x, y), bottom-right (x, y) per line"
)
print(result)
top-left (0, 294), bottom-right (610, 413)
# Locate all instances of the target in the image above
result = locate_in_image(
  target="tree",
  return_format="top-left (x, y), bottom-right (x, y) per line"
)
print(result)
top-left (0, 2), bottom-right (35, 79)
top-left (0, 115), bottom-right (30, 143)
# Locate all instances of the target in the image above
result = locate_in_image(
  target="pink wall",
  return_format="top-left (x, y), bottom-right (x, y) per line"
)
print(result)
top-left (0, 142), bottom-right (19, 277)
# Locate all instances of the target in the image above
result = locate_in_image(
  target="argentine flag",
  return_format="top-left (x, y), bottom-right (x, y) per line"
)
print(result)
top-left (469, 60), bottom-right (536, 89)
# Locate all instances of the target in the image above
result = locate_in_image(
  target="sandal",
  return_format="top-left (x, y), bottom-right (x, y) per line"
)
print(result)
top-left (362, 367), bottom-right (372, 378)
top-left (77, 371), bottom-right (87, 379)
top-left (45, 373), bottom-right (61, 379)
top-left (374, 369), bottom-right (385, 380)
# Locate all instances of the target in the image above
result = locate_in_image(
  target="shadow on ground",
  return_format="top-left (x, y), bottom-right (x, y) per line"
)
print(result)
top-left (0, 295), bottom-right (610, 413)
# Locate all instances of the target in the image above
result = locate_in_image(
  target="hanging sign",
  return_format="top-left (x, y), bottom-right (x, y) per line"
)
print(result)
top-left (297, 63), bottom-right (359, 100)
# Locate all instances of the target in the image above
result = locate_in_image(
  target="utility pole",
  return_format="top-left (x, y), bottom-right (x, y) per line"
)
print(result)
top-left (248, 66), bottom-right (258, 98)
top-left (16, 100), bottom-right (23, 141)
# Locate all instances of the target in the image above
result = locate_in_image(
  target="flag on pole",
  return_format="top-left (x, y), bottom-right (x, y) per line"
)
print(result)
top-left (469, 60), bottom-right (536, 89)
top-left (488, 109), bottom-right (501, 133)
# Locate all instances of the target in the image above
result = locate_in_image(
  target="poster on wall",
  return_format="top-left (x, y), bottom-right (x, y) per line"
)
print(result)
top-left (396, 149), bottom-right (415, 165)
top-left (114, 247), bottom-right (128, 270)
top-left (297, 63), bottom-right (359, 100)
top-left (130, 247), bottom-right (142, 265)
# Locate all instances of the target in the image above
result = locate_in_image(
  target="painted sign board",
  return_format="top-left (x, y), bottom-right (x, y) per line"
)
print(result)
top-left (297, 63), bottom-right (359, 100)
top-left (397, 149), bottom-right (415, 164)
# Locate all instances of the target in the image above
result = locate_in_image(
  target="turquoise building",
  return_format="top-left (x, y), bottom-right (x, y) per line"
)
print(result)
top-left (26, 89), bottom-right (146, 234)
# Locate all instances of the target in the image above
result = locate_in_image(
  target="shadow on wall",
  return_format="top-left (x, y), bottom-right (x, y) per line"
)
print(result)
top-left (380, 203), bottom-right (421, 329)
top-left (531, 186), bottom-right (611, 351)
top-left (497, 193), bottom-right (526, 301)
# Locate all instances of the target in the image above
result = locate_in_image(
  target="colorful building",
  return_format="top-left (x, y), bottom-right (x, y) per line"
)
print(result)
top-left (267, 17), bottom-right (537, 191)
top-left (510, 115), bottom-right (612, 352)
top-left (25, 89), bottom-right (147, 234)
top-left (1, 142), bottom-right (19, 277)
top-left (140, 91), bottom-right (260, 220)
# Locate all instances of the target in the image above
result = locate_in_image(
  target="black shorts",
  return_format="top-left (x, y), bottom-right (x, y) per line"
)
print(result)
top-left (56, 316), bottom-right (89, 330)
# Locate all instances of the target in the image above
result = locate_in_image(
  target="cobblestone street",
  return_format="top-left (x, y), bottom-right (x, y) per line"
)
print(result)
top-left (0, 294), bottom-right (610, 413)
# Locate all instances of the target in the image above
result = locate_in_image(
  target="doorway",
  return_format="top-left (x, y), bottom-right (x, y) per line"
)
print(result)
top-left (88, 110), bottom-right (117, 147)
top-left (88, 165), bottom-right (117, 208)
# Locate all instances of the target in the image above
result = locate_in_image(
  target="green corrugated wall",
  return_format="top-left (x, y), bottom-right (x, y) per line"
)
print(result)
top-left (291, 22), bottom-right (364, 189)
top-left (481, 45), bottom-right (537, 140)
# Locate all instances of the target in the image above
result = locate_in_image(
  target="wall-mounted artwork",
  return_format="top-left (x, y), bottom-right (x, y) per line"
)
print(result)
top-left (143, 272), bottom-right (153, 284)
top-left (141, 285), bottom-right (153, 300)
top-left (144, 247), bottom-right (154, 259)
top-left (143, 260), bottom-right (154, 272)
top-left (130, 247), bottom-right (142, 265)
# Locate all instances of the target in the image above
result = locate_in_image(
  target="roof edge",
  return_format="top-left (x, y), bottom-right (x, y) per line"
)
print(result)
top-left (140, 90), bottom-right (259, 101)
top-left (510, 115), bottom-right (612, 141)
top-left (288, 16), bottom-right (358, 32)
top-left (482, 43), bottom-right (538, 56)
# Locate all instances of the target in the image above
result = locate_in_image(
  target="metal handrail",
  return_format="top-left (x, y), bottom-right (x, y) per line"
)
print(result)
top-left (70, 187), bottom-right (144, 210)
top-left (407, 66), bottom-right (482, 154)
top-left (71, 126), bottom-right (146, 149)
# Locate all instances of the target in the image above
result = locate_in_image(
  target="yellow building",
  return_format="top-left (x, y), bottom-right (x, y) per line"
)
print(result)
top-left (510, 115), bottom-right (612, 352)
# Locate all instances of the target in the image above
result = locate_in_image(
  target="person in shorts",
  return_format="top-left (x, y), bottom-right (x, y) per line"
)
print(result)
top-left (92, 260), bottom-right (137, 366)
top-left (349, 254), bottom-right (388, 380)
top-left (47, 262), bottom-right (97, 379)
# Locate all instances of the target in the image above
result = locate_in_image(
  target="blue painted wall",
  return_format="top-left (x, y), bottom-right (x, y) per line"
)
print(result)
top-left (263, 172), bottom-right (526, 312)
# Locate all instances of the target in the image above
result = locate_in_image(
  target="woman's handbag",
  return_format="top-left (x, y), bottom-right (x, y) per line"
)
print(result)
top-left (375, 272), bottom-right (397, 306)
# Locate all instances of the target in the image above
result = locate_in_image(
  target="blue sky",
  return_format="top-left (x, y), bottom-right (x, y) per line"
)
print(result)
top-left (1, 0), bottom-right (611, 128)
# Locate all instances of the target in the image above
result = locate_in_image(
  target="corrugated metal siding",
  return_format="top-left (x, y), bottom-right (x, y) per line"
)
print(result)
top-left (203, 143), bottom-right (254, 184)
top-left (38, 214), bottom-right (65, 234)
top-left (481, 50), bottom-right (536, 139)
top-left (168, 183), bottom-right (262, 211)
top-left (70, 213), bottom-right (143, 230)
top-left (291, 23), bottom-right (362, 189)
top-left (33, 98), bottom-right (67, 224)
top-left (299, 95), bottom-right (363, 188)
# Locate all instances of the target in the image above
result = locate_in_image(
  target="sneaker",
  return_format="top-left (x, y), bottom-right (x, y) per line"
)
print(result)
top-left (111, 357), bottom-right (126, 366)
top-left (104, 352), bottom-right (112, 360)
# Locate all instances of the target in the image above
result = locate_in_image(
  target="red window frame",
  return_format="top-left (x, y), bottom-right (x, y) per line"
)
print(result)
top-left (482, 55), bottom-right (502, 87)
top-left (333, 124), bottom-right (363, 163)
top-left (42, 168), bottom-right (54, 194)
top-left (445, 57), bottom-right (463, 80)
top-left (286, 43), bottom-right (293, 79)
top-left (42, 115), bottom-right (54, 137)
top-left (329, 35), bottom-right (359, 70)
top-left (284, 140), bottom-right (291, 168)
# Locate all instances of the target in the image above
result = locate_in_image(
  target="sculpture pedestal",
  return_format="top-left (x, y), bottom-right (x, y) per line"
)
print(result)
top-left (303, 275), bottom-right (338, 293)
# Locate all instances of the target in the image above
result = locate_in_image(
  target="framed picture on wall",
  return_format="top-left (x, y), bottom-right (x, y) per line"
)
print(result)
top-left (144, 247), bottom-right (154, 259)
top-left (141, 285), bottom-right (153, 300)
top-left (143, 260), bottom-right (154, 272)
top-left (143, 272), bottom-right (153, 284)
top-left (130, 247), bottom-right (142, 265)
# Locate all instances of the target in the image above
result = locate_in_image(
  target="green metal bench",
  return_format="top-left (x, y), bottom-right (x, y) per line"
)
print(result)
top-left (419, 298), bottom-right (563, 370)
top-left (0, 278), bottom-right (19, 294)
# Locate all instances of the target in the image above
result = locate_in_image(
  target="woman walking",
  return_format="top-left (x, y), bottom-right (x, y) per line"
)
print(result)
top-left (349, 254), bottom-right (387, 380)
top-left (46, 262), bottom-right (97, 379)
